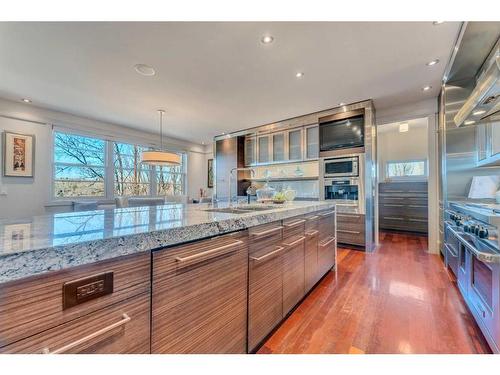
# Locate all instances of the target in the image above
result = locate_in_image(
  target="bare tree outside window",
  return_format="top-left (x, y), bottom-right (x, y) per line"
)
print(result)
top-left (387, 160), bottom-right (426, 178)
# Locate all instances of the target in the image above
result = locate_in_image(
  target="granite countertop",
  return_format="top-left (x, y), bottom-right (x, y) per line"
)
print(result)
top-left (0, 201), bottom-right (335, 284)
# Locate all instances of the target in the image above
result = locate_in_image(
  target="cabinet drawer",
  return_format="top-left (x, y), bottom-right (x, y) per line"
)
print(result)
top-left (304, 229), bottom-right (319, 290)
top-left (406, 205), bottom-right (428, 219)
top-left (282, 235), bottom-right (305, 315)
top-left (337, 224), bottom-right (365, 246)
top-left (318, 236), bottom-right (336, 276)
top-left (283, 216), bottom-right (306, 240)
top-left (248, 237), bottom-right (284, 351)
top-left (1, 293), bottom-right (150, 354)
top-left (249, 222), bottom-right (283, 253)
top-left (304, 213), bottom-right (320, 231)
top-left (152, 231), bottom-right (248, 353)
top-left (0, 252), bottom-right (150, 348)
top-left (379, 203), bottom-right (406, 217)
top-left (379, 182), bottom-right (427, 193)
top-left (336, 213), bottom-right (364, 225)
top-left (318, 210), bottom-right (336, 242)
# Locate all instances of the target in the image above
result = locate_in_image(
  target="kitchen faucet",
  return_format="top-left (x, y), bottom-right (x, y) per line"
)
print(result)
top-left (228, 167), bottom-right (255, 207)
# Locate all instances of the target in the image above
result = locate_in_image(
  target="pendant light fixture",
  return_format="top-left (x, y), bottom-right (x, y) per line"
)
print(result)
top-left (141, 110), bottom-right (181, 166)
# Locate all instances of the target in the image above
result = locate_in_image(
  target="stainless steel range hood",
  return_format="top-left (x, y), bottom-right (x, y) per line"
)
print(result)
top-left (454, 39), bottom-right (500, 127)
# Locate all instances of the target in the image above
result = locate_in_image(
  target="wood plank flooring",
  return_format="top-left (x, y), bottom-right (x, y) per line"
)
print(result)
top-left (258, 231), bottom-right (492, 354)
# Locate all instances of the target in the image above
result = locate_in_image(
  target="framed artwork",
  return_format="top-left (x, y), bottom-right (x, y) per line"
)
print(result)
top-left (3, 223), bottom-right (32, 252)
top-left (207, 158), bottom-right (214, 188)
top-left (2, 131), bottom-right (35, 177)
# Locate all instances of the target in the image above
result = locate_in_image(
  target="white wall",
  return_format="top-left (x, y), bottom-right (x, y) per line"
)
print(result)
top-left (377, 119), bottom-right (429, 181)
top-left (0, 98), bottom-right (207, 220)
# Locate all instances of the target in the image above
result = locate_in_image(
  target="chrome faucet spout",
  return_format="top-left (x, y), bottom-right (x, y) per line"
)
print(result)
top-left (228, 167), bottom-right (255, 207)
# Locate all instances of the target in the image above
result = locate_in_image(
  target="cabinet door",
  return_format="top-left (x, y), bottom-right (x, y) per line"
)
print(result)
top-left (245, 137), bottom-right (256, 166)
top-left (258, 135), bottom-right (271, 164)
top-left (305, 215), bottom-right (320, 289)
top-left (282, 235), bottom-right (305, 316)
top-left (318, 210), bottom-right (336, 275)
top-left (273, 132), bottom-right (285, 162)
top-left (306, 126), bottom-right (319, 159)
top-left (476, 124), bottom-right (488, 162)
top-left (288, 129), bottom-right (303, 161)
top-left (248, 223), bottom-right (284, 351)
top-left (490, 121), bottom-right (500, 158)
top-left (152, 232), bottom-right (248, 353)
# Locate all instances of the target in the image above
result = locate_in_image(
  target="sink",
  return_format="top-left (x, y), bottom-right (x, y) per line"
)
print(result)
top-left (204, 206), bottom-right (275, 214)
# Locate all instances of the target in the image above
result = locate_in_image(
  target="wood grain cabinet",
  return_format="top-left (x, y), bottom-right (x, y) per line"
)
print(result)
top-left (0, 253), bottom-right (151, 354)
top-left (304, 214), bottom-right (320, 290)
top-left (318, 210), bottom-right (336, 274)
top-left (151, 231), bottom-right (248, 354)
top-left (282, 217), bottom-right (306, 315)
top-left (336, 213), bottom-right (365, 247)
top-left (248, 222), bottom-right (284, 351)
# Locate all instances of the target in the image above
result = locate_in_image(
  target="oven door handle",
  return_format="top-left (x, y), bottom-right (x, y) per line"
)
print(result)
top-left (450, 227), bottom-right (500, 264)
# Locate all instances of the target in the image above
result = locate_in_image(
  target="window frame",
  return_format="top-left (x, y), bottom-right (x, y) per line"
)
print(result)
top-left (51, 130), bottom-right (186, 201)
top-left (385, 159), bottom-right (428, 180)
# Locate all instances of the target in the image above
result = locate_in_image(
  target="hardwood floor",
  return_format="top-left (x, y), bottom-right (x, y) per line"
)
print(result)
top-left (258, 231), bottom-right (492, 354)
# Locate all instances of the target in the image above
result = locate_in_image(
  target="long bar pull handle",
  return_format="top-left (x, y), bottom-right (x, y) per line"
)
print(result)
top-left (337, 229), bottom-right (361, 234)
top-left (284, 219), bottom-right (306, 228)
top-left (408, 205), bottom-right (427, 208)
top-left (251, 226), bottom-right (283, 238)
top-left (319, 237), bottom-right (336, 247)
top-left (282, 236), bottom-right (305, 247)
top-left (250, 246), bottom-right (285, 262)
top-left (337, 214), bottom-right (360, 218)
top-left (383, 216), bottom-right (404, 221)
top-left (408, 218), bottom-right (427, 222)
top-left (320, 211), bottom-right (335, 217)
top-left (42, 313), bottom-right (131, 354)
top-left (175, 240), bottom-right (243, 265)
top-left (305, 229), bottom-right (319, 237)
top-left (383, 204), bottom-right (405, 207)
top-left (307, 215), bottom-right (319, 221)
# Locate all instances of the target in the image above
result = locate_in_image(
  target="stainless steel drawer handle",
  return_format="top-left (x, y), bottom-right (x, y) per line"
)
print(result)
top-left (384, 190), bottom-right (404, 193)
top-left (383, 216), bottom-right (404, 221)
top-left (282, 236), bottom-right (305, 247)
top-left (250, 246), bottom-right (285, 262)
top-left (320, 211), bottom-right (335, 217)
top-left (408, 205), bottom-right (426, 208)
top-left (305, 229), bottom-right (319, 237)
top-left (408, 190), bottom-right (426, 193)
top-left (337, 229), bottom-right (361, 234)
top-left (408, 218), bottom-right (427, 222)
top-left (284, 219), bottom-right (306, 228)
top-left (383, 204), bottom-right (404, 207)
top-left (337, 214), bottom-right (359, 218)
top-left (175, 240), bottom-right (243, 264)
top-left (319, 237), bottom-right (336, 247)
top-left (251, 226), bottom-right (283, 238)
top-left (307, 215), bottom-right (319, 221)
top-left (42, 313), bottom-right (131, 354)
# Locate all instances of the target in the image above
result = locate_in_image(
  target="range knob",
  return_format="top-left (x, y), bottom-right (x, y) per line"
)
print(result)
top-left (463, 224), bottom-right (471, 233)
top-left (478, 228), bottom-right (489, 239)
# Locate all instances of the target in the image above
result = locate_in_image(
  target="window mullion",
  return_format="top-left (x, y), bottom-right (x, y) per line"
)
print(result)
top-left (151, 167), bottom-right (157, 196)
top-left (105, 141), bottom-right (114, 199)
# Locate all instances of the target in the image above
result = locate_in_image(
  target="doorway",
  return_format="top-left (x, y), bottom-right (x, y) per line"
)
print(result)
top-left (376, 117), bottom-right (435, 246)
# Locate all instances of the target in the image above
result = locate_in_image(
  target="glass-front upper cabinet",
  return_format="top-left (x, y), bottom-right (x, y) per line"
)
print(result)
top-left (258, 135), bottom-right (271, 164)
top-left (244, 136), bottom-right (256, 166)
top-left (305, 125), bottom-right (319, 159)
top-left (288, 129), bottom-right (303, 161)
top-left (272, 132), bottom-right (285, 162)
top-left (476, 124), bottom-right (488, 162)
top-left (490, 121), bottom-right (500, 158)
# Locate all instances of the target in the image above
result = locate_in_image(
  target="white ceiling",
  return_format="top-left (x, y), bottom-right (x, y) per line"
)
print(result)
top-left (0, 22), bottom-right (460, 144)
top-left (377, 117), bottom-right (428, 133)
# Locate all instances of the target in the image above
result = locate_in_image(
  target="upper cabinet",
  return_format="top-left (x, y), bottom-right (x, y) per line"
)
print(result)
top-left (476, 122), bottom-right (500, 167)
top-left (244, 136), bottom-right (256, 166)
top-left (272, 133), bottom-right (285, 162)
top-left (257, 135), bottom-right (271, 164)
top-left (288, 129), bottom-right (303, 161)
top-left (305, 125), bottom-right (319, 159)
top-left (244, 125), bottom-right (319, 166)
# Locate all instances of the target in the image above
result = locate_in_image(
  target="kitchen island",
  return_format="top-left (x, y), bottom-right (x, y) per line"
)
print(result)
top-left (0, 201), bottom-right (336, 353)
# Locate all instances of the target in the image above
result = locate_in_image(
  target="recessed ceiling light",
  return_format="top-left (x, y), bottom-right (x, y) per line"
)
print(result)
top-left (261, 35), bottom-right (274, 44)
top-left (134, 64), bottom-right (155, 76)
top-left (339, 102), bottom-right (346, 106)
top-left (399, 123), bottom-right (409, 133)
top-left (426, 59), bottom-right (440, 66)
top-left (464, 120), bottom-right (476, 125)
top-left (433, 21), bottom-right (445, 25)
top-left (221, 132), bottom-right (225, 135)
top-left (422, 85), bottom-right (432, 92)
top-left (295, 72), bottom-right (304, 78)
top-left (21, 98), bottom-right (32, 103)
top-left (473, 110), bottom-right (486, 116)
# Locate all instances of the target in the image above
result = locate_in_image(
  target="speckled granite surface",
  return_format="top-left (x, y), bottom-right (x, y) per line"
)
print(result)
top-left (0, 201), bottom-right (335, 284)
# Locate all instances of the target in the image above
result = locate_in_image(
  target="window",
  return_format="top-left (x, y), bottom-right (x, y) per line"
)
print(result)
top-left (113, 142), bottom-right (151, 196)
top-left (157, 164), bottom-right (184, 196)
top-left (53, 132), bottom-right (106, 198)
top-left (386, 159), bottom-right (427, 179)
top-left (53, 130), bottom-right (185, 200)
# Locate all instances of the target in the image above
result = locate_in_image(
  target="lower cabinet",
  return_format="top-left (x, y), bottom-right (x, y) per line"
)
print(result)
top-left (248, 222), bottom-right (284, 352)
top-left (304, 214), bottom-right (320, 291)
top-left (151, 231), bottom-right (248, 353)
top-left (336, 213), bottom-right (365, 247)
top-left (1, 293), bottom-right (150, 354)
top-left (282, 233), bottom-right (306, 316)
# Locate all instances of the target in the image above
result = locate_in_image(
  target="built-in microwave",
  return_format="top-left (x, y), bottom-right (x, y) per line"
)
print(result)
top-left (323, 156), bottom-right (359, 178)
